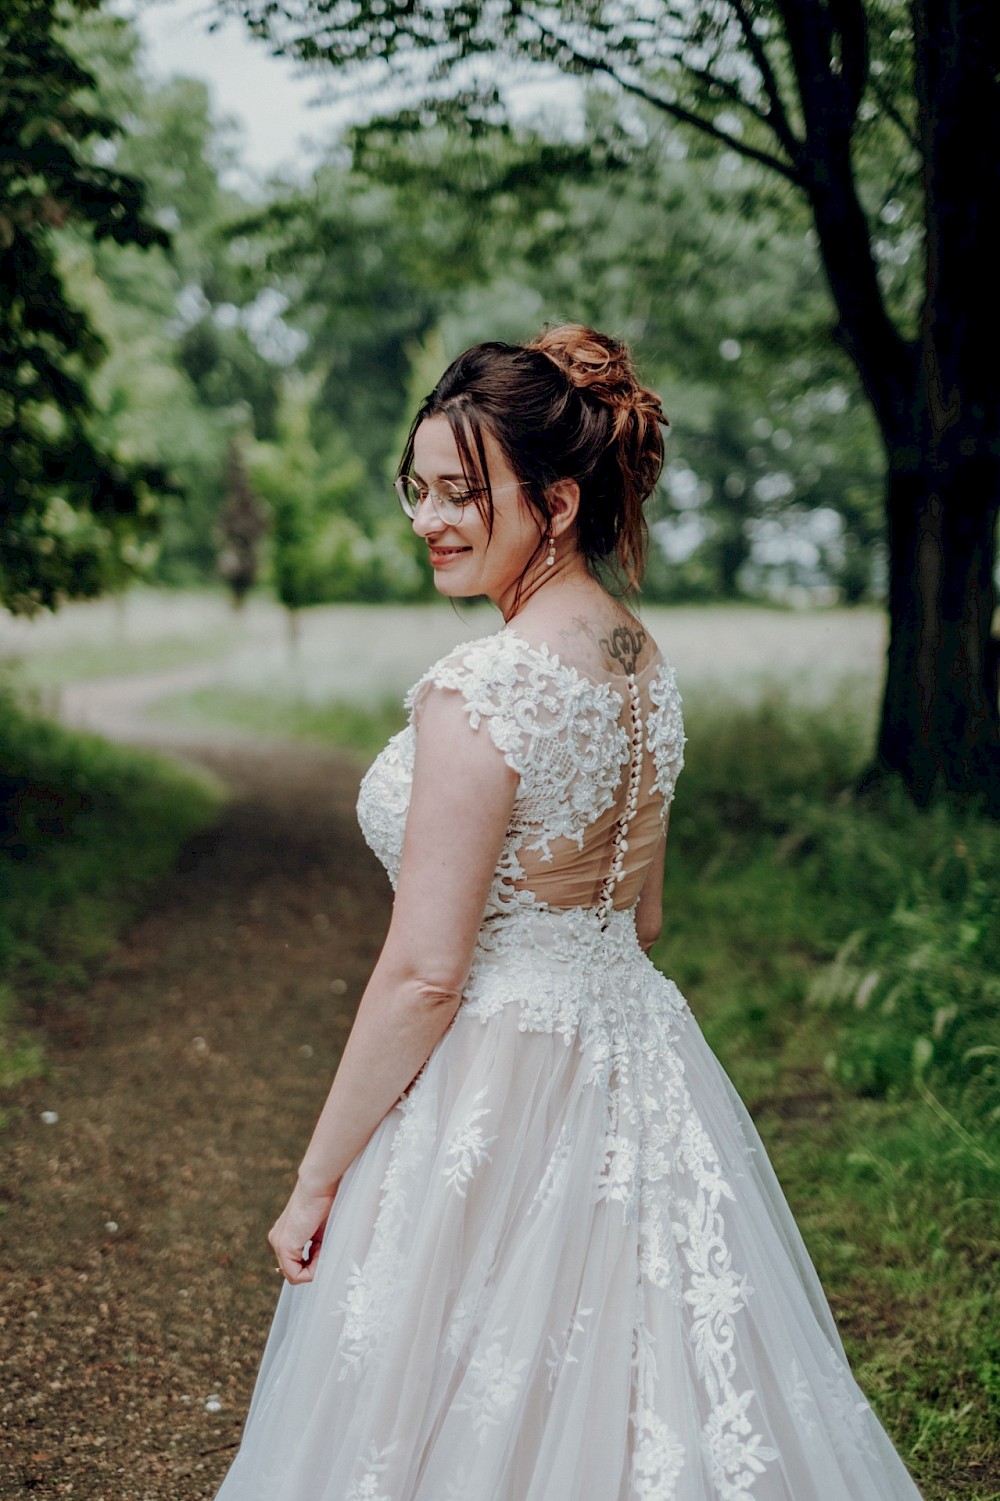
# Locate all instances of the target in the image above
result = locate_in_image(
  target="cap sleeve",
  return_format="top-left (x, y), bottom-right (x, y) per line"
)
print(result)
top-left (646, 661), bottom-right (686, 809)
top-left (404, 633), bottom-right (539, 783)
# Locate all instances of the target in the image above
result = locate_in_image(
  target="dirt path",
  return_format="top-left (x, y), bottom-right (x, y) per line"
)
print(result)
top-left (0, 739), bottom-right (393, 1500)
top-left (0, 602), bottom-right (892, 1500)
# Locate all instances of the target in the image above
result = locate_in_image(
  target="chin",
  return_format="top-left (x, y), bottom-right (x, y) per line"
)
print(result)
top-left (432, 573), bottom-right (467, 598)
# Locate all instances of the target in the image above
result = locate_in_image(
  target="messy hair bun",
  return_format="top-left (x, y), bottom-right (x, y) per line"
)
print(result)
top-left (397, 323), bottom-right (668, 593)
top-left (527, 325), bottom-right (667, 587)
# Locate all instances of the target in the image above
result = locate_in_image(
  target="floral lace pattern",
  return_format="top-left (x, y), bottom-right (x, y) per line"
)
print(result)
top-left (545, 1303), bottom-right (594, 1391)
top-left (357, 629), bottom-right (685, 921)
top-left (646, 661), bottom-right (687, 816)
top-left (453, 1333), bottom-right (531, 1442)
top-left (632, 1407), bottom-right (687, 1500)
top-left (345, 1441), bottom-right (398, 1501)
top-left (211, 626), bottom-right (927, 1499)
top-left (442, 1088), bottom-right (497, 1198)
top-left (340, 631), bottom-right (886, 1501)
top-left (334, 1088), bottom-right (437, 1380)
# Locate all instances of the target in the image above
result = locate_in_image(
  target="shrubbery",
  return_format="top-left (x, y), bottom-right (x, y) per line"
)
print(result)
top-left (810, 836), bottom-right (999, 1137)
top-left (666, 689), bottom-right (999, 1146)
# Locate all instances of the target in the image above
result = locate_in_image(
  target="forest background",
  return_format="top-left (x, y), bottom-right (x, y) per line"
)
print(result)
top-left (1, 3), bottom-right (998, 1497)
top-left (6, 4), bottom-right (890, 616)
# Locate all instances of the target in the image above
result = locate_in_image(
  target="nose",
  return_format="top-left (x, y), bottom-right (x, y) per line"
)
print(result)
top-left (410, 493), bottom-right (443, 536)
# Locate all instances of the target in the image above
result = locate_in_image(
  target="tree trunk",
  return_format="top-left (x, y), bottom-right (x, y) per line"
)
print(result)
top-left (870, 455), bottom-right (1000, 810)
top-left (716, 523), bottom-right (750, 599)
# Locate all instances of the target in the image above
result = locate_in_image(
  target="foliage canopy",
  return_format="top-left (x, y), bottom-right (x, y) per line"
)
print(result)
top-left (0, 0), bottom-right (172, 613)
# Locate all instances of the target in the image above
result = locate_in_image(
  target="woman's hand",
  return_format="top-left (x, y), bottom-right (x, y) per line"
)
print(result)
top-left (268, 1177), bottom-right (340, 1284)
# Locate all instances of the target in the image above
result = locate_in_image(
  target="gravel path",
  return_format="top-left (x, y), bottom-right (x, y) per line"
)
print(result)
top-left (0, 597), bottom-right (888, 1499)
top-left (1, 740), bottom-right (391, 1499)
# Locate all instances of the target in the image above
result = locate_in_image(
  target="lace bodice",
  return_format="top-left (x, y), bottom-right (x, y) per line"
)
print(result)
top-left (357, 627), bottom-right (685, 928)
top-left (220, 627), bottom-right (912, 1501)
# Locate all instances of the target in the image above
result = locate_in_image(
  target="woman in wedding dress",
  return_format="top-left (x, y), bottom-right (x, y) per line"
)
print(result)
top-left (214, 326), bottom-right (924, 1500)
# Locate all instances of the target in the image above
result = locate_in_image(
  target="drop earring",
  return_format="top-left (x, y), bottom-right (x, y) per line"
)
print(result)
top-left (546, 534), bottom-right (556, 567)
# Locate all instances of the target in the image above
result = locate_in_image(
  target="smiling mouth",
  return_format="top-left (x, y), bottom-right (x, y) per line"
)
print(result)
top-left (429, 546), bottom-right (472, 559)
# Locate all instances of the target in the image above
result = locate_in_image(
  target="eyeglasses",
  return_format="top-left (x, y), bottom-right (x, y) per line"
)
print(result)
top-left (394, 476), bottom-right (519, 526)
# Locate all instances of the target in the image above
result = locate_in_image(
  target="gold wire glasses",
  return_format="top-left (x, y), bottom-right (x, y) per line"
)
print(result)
top-left (394, 476), bottom-right (519, 526)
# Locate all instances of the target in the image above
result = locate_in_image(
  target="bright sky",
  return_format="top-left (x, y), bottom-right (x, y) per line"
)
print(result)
top-left (128, 0), bottom-right (582, 186)
top-left (129, 0), bottom-right (355, 183)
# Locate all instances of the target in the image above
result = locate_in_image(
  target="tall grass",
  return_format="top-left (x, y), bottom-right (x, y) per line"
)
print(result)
top-left (658, 689), bottom-right (999, 1497)
top-left (0, 678), bottom-right (221, 1088)
top-left (53, 670), bottom-right (997, 1495)
top-left (664, 690), bottom-right (999, 1134)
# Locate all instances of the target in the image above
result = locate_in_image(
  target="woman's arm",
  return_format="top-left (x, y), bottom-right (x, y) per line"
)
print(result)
top-left (635, 818), bottom-right (669, 954)
top-left (270, 687), bottom-right (518, 1282)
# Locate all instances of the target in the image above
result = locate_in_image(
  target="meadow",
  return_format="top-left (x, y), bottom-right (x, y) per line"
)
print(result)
top-left (1, 592), bottom-right (997, 1497)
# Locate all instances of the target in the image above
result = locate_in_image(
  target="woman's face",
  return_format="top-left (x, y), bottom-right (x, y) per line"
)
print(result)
top-left (409, 415), bottom-right (544, 617)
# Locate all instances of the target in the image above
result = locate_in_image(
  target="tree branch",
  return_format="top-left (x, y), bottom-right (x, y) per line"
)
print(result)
top-left (776, 0), bottom-right (912, 430)
top-left (725, 0), bottom-right (803, 164)
top-left (524, 12), bottom-right (803, 185)
top-left (682, 61), bottom-right (780, 136)
top-left (870, 73), bottom-right (920, 155)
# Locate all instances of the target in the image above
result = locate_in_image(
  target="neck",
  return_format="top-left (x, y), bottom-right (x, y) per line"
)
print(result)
top-left (495, 547), bottom-right (592, 623)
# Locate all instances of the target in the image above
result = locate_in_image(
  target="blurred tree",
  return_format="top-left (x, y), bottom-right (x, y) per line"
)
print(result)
top-left (221, 0), bottom-right (1000, 808)
top-left (228, 113), bottom-right (628, 507)
top-left (63, 11), bottom-right (285, 580)
top-left (217, 438), bottom-right (269, 608)
top-left (248, 375), bottom-right (423, 633)
top-left (0, 0), bottom-right (170, 615)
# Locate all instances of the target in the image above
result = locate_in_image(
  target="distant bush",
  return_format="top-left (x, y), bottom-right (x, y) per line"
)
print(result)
top-left (669, 690), bottom-right (1000, 1144)
top-left (809, 827), bottom-right (1000, 1134)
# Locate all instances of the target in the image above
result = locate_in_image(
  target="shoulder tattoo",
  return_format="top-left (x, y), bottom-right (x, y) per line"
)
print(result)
top-left (600, 624), bottom-right (646, 675)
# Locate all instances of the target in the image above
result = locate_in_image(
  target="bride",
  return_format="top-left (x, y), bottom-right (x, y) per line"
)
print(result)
top-left (214, 325), bottom-right (923, 1499)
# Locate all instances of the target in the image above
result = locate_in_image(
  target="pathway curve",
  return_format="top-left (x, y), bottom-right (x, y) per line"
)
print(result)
top-left (0, 601), bottom-right (889, 1498)
top-left (1, 734), bottom-right (392, 1499)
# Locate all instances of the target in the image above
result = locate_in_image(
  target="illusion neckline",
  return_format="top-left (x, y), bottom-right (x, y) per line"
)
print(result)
top-left (499, 624), bottom-right (668, 688)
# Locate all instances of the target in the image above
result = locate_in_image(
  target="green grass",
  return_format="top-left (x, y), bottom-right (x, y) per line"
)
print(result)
top-left (0, 679), bottom-right (222, 1090)
top-left (654, 689), bottom-right (999, 1499)
top-left (151, 684), bottom-right (408, 763)
top-left (15, 629), bottom-right (236, 690)
top-left (205, 679), bottom-right (997, 1499)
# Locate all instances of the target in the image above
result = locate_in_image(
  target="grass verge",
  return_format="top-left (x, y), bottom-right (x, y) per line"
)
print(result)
top-left (127, 675), bottom-right (999, 1496)
top-left (14, 628), bottom-right (238, 692)
top-left (0, 679), bottom-right (222, 1093)
top-left (656, 689), bottom-right (999, 1501)
top-left (150, 684), bottom-right (408, 763)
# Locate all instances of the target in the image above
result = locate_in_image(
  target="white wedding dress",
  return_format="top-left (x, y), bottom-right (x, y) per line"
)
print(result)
top-left (215, 627), bottom-right (924, 1501)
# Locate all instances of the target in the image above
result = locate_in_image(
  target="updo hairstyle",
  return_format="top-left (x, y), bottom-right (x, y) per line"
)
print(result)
top-left (397, 324), bottom-right (667, 592)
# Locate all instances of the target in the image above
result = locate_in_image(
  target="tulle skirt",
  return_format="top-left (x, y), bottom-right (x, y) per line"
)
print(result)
top-left (214, 908), bottom-right (923, 1501)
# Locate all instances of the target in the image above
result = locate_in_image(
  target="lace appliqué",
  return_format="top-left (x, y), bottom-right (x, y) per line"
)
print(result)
top-left (334, 1086), bottom-right (436, 1379)
top-left (344, 1440), bottom-right (398, 1501)
top-left (452, 1332), bottom-right (530, 1442)
top-left (702, 1389), bottom-right (780, 1500)
top-left (545, 1303), bottom-right (593, 1390)
top-left (647, 662), bottom-right (686, 816)
top-left (356, 728), bottom-right (413, 892)
top-left (825, 1347), bottom-right (876, 1458)
top-left (632, 1407), bottom-right (687, 1500)
top-left (357, 630), bottom-right (686, 928)
top-left (442, 1088), bottom-right (496, 1197)
top-left (407, 631), bottom-right (630, 857)
top-left (527, 1122), bottom-right (573, 1216)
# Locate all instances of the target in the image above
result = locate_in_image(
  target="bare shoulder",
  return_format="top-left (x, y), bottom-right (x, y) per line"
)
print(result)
top-left (509, 589), bottom-right (662, 677)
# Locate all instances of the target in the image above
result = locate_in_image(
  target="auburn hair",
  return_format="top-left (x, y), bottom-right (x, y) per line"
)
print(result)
top-left (397, 324), bottom-right (667, 593)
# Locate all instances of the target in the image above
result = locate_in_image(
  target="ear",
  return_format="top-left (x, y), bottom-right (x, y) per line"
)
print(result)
top-left (546, 478), bottom-right (581, 540)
